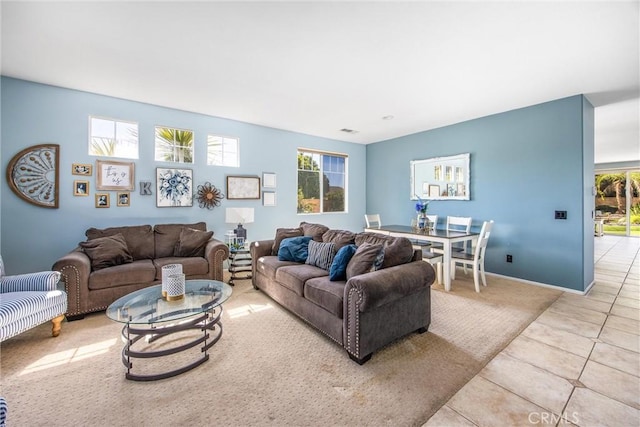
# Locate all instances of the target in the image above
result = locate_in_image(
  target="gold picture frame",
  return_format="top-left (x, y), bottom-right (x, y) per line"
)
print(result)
top-left (117, 192), bottom-right (130, 207)
top-left (72, 163), bottom-right (92, 176)
top-left (95, 193), bottom-right (110, 208)
top-left (74, 180), bottom-right (89, 196)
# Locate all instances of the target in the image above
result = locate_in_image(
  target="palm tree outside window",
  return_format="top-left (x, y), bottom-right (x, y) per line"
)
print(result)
top-left (155, 126), bottom-right (194, 163)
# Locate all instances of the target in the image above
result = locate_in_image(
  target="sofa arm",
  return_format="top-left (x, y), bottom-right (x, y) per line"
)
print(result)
top-left (344, 260), bottom-right (434, 313)
top-left (0, 271), bottom-right (61, 293)
top-left (52, 249), bottom-right (91, 317)
top-left (250, 240), bottom-right (274, 275)
top-left (204, 238), bottom-right (229, 281)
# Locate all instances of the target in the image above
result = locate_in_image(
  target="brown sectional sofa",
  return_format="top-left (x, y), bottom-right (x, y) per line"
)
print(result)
top-left (251, 222), bottom-right (435, 364)
top-left (53, 222), bottom-right (229, 319)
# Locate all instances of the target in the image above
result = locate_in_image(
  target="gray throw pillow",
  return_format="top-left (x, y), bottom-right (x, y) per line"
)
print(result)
top-left (79, 233), bottom-right (133, 271)
top-left (306, 240), bottom-right (336, 271)
top-left (174, 228), bottom-right (213, 257)
top-left (272, 227), bottom-right (303, 255)
top-left (346, 242), bottom-right (385, 280)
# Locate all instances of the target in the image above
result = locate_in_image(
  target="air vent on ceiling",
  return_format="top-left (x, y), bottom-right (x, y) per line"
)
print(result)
top-left (340, 128), bottom-right (359, 134)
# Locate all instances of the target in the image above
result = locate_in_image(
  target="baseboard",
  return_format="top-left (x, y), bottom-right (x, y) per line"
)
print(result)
top-left (485, 272), bottom-right (588, 295)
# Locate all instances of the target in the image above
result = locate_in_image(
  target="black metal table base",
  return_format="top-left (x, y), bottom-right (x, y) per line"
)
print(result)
top-left (121, 307), bottom-right (223, 381)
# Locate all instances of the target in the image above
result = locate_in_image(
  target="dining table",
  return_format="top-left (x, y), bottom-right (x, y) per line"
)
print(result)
top-left (365, 224), bottom-right (479, 292)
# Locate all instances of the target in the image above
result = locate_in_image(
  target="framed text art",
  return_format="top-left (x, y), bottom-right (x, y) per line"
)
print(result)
top-left (226, 176), bottom-right (260, 200)
top-left (96, 160), bottom-right (135, 191)
top-left (156, 168), bottom-right (193, 207)
top-left (6, 143), bottom-right (60, 208)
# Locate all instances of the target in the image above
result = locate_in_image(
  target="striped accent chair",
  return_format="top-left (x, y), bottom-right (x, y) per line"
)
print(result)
top-left (0, 256), bottom-right (67, 342)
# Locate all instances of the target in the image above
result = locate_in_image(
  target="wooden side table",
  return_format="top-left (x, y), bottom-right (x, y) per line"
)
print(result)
top-left (228, 248), bottom-right (252, 286)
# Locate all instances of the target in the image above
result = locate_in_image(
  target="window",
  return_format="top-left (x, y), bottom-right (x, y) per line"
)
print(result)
top-left (89, 116), bottom-right (138, 159)
top-left (207, 135), bottom-right (239, 167)
top-left (297, 149), bottom-right (347, 214)
top-left (154, 126), bottom-right (194, 163)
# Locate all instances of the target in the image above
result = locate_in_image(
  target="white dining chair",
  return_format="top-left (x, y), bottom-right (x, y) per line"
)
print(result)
top-left (421, 249), bottom-right (443, 285)
top-left (364, 214), bottom-right (381, 228)
top-left (450, 220), bottom-right (494, 292)
top-left (431, 216), bottom-right (472, 253)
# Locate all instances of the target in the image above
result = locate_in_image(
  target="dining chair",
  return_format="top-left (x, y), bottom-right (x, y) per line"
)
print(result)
top-left (364, 214), bottom-right (381, 229)
top-left (410, 214), bottom-right (438, 251)
top-left (450, 220), bottom-right (494, 292)
top-left (421, 249), bottom-right (443, 285)
top-left (431, 216), bottom-right (472, 253)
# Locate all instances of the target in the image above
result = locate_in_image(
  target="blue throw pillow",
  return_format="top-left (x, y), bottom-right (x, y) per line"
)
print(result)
top-left (329, 244), bottom-right (357, 281)
top-left (278, 236), bottom-right (313, 262)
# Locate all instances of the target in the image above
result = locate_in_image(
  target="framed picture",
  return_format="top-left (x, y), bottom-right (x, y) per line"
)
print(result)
top-left (428, 185), bottom-right (440, 198)
top-left (156, 168), bottom-right (193, 207)
top-left (457, 183), bottom-right (466, 197)
top-left (263, 191), bottom-right (276, 206)
top-left (95, 193), bottom-right (110, 208)
top-left (74, 180), bottom-right (89, 196)
top-left (447, 183), bottom-right (456, 197)
top-left (96, 160), bottom-right (134, 190)
top-left (421, 182), bottom-right (429, 198)
top-left (72, 163), bottom-right (92, 176)
top-left (263, 172), bottom-right (276, 188)
top-left (117, 192), bottom-right (130, 207)
top-left (226, 176), bottom-right (261, 200)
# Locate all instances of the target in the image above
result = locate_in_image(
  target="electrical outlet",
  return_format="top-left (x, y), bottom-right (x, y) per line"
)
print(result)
top-left (555, 210), bottom-right (567, 220)
top-left (506, 254), bottom-right (513, 263)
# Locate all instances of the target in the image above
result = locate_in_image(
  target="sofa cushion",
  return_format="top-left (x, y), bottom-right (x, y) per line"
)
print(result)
top-left (153, 257), bottom-right (210, 279)
top-left (86, 224), bottom-right (154, 260)
top-left (88, 260), bottom-right (156, 290)
top-left (79, 233), bottom-right (134, 271)
top-left (271, 227), bottom-right (303, 255)
top-left (275, 264), bottom-right (328, 296)
top-left (155, 222), bottom-right (207, 258)
top-left (173, 228), bottom-right (213, 257)
top-left (346, 243), bottom-right (384, 280)
top-left (256, 256), bottom-right (299, 280)
top-left (304, 277), bottom-right (345, 319)
top-left (322, 229), bottom-right (356, 251)
top-left (355, 232), bottom-right (414, 269)
top-left (278, 236), bottom-right (312, 263)
top-left (300, 222), bottom-right (329, 242)
top-left (329, 244), bottom-right (357, 281)
top-left (306, 241), bottom-right (336, 271)
top-left (0, 289), bottom-right (67, 329)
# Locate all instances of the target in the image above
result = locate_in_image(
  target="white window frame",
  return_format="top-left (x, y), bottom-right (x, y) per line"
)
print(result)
top-left (88, 116), bottom-right (139, 159)
top-left (154, 125), bottom-right (194, 164)
top-left (297, 148), bottom-right (348, 214)
top-left (207, 134), bottom-right (239, 167)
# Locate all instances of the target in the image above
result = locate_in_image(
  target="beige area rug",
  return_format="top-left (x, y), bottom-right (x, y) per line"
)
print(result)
top-left (0, 273), bottom-right (561, 427)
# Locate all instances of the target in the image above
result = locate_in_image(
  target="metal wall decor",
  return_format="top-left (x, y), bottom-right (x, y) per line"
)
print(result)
top-left (6, 143), bottom-right (60, 208)
top-left (196, 182), bottom-right (224, 209)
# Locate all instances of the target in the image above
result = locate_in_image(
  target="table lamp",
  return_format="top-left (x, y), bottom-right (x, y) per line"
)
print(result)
top-left (225, 207), bottom-right (254, 243)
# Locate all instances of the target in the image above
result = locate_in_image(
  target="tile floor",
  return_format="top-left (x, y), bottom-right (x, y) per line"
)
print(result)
top-left (425, 235), bottom-right (640, 427)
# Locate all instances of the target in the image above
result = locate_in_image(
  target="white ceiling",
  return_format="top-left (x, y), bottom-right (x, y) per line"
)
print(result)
top-left (1, 1), bottom-right (638, 164)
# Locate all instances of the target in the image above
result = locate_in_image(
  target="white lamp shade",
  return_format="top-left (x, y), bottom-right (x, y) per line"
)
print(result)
top-left (225, 207), bottom-right (254, 224)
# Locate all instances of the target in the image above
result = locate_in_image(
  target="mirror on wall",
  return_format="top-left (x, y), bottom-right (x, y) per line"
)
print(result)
top-left (410, 153), bottom-right (470, 201)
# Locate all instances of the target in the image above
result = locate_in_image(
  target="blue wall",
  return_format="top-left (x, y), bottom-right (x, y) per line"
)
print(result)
top-left (1, 77), bottom-right (367, 274)
top-left (1, 77), bottom-right (595, 292)
top-left (366, 95), bottom-right (594, 291)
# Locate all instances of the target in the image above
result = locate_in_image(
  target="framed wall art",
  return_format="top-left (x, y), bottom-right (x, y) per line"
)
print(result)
top-left (156, 168), bottom-right (193, 207)
top-left (74, 180), bottom-right (89, 196)
top-left (72, 163), bottom-right (92, 176)
top-left (96, 160), bottom-right (135, 191)
top-left (263, 191), bottom-right (276, 206)
top-left (226, 176), bottom-right (260, 200)
top-left (95, 193), bottom-right (110, 208)
top-left (117, 192), bottom-right (130, 207)
top-left (6, 143), bottom-right (60, 208)
top-left (263, 172), bottom-right (276, 188)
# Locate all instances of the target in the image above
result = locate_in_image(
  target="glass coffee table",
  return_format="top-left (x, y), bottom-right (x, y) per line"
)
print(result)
top-left (106, 279), bottom-right (232, 381)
